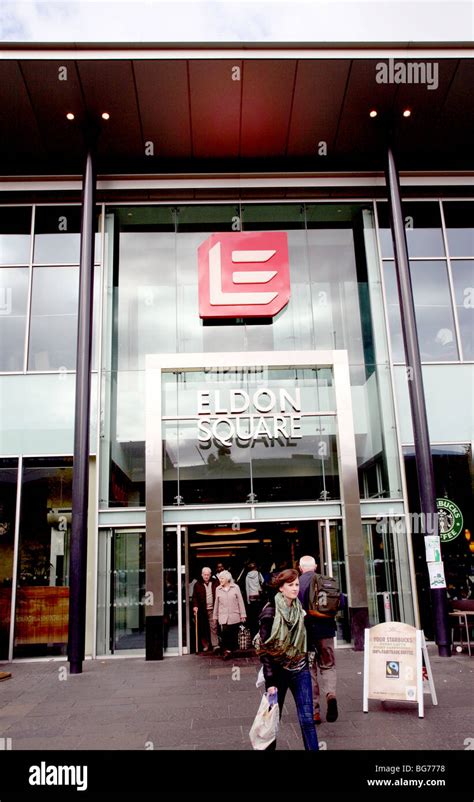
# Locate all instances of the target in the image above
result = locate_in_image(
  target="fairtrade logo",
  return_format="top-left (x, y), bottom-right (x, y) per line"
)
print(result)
top-left (198, 232), bottom-right (290, 319)
top-left (386, 661), bottom-right (400, 678)
top-left (436, 498), bottom-right (463, 543)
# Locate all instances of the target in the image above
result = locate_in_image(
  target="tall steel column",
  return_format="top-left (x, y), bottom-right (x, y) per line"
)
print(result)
top-left (385, 143), bottom-right (451, 657)
top-left (68, 124), bottom-right (98, 674)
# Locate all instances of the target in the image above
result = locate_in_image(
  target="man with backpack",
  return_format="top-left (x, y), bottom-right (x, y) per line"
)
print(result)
top-left (298, 555), bottom-right (339, 724)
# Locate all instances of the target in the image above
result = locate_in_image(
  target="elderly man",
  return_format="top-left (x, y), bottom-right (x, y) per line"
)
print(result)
top-left (192, 567), bottom-right (219, 652)
top-left (298, 555), bottom-right (338, 724)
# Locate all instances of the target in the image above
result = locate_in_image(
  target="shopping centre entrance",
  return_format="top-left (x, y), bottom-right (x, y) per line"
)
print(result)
top-left (161, 518), bottom-right (349, 655)
top-left (144, 350), bottom-right (369, 659)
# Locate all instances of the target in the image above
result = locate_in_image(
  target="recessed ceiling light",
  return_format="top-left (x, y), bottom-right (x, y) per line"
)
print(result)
top-left (101, 112), bottom-right (110, 120)
top-left (66, 112), bottom-right (75, 121)
top-left (402, 108), bottom-right (412, 118)
top-left (369, 109), bottom-right (378, 118)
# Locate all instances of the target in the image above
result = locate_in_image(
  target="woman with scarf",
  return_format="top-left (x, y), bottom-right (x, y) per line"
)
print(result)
top-left (256, 568), bottom-right (319, 751)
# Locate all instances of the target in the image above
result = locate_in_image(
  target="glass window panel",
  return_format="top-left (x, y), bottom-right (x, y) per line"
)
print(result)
top-left (394, 365), bottom-right (474, 445)
top-left (241, 203), bottom-right (304, 230)
top-left (451, 260), bottom-right (474, 359)
top-left (443, 201), bottom-right (474, 257)
top-left (0, 373), bottom-right (98, 456)
top-left (251, 415), bottom-right (339, 503)
top-left (383, 260), bottom-right (459, 362)
top-left (382, 260), bottom-right (405, 362)
top-left (0, 207), bottom-right (31, 265)
top-left (306, 204), bottom-right (373, 361)
top-left (14, 457), bottom-right (72, 658)
top-left (115, 207), bottom-right (176, 369)
top-left (34, 206), bottom-right (101, 264)
top-left (377, 202), bottom-right (445, 258)
top-left (164, 419), bottom-right (252, 506)
top-left (0, 458), bottom-right (18, 660)
top-left (410, 260), bottom-right (459, 361)
top-left (28, 266), bottom-right (79, 370)
top-left (0, 267), bottom-right (29, 371)
top-left (109, 442), bottom-right (145, 508)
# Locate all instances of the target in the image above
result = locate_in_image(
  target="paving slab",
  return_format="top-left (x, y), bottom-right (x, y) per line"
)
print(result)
top-left (0, 646), bottom-right (472, 750)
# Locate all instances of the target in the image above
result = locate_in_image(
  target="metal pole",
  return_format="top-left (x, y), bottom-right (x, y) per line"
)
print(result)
top-left (68, 123), bottom-right (98, 674)
top-left (385, 143), bottom-right (451, 657)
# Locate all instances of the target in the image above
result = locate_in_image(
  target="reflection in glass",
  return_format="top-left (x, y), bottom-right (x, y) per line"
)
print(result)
top-left (377, 202), bottom-right (445, 259)
top-left (14, 458), bottom-right (72, 658)
top-left (0, 207), bottom-right (31, 265)
top-left (163, 420), bottom-right (252, 505)
top-left (28, 266), bottom-right (79, 370)
top-left (0, 267), bottom-right (29, 371)
top-left (363, 521), bottom-right (408, 625)
top-left (251, 415), bottom-right (339, 503)
top-left (451, 260), bottom-right (474, 359)
top-left (34, 206), bottom-right (101, 265)
top-left (404, 444), bottom-right (473, 637)
top-left (443, 202), bottom-right (474, 257)
top-left (109, 442), bottom-right (145, 508)
top-left (112, 530), bottom-right (146, 651)
top-left (383, 260), bottom-right (459, 361)
top-left (410, 260), bottom-right (459, 361)
top-left (0, 459), bottom-right (18, 660)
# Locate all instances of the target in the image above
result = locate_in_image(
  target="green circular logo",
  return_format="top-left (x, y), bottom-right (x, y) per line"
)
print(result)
top-left (436, 498), bottom-right (463, 542)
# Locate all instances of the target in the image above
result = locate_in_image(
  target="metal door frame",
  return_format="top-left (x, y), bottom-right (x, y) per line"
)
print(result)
top-left (145, 350), bottom-right (368, 658)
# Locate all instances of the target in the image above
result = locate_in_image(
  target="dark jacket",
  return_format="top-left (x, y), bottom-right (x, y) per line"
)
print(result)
top-left (258, 602), bottom-right (279, 690)
top-left (298, 571), bottom-right (337, 643)
top-left (192, 577), bottom-right (219, 610)
top-left (192, 577), bottom-right (219, 643)
top-left (258, 602), bottom-right (308, 690)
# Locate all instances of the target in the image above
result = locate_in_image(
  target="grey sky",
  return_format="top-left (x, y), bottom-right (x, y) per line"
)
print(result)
top-left (1, 0), bottom-right (473, 43)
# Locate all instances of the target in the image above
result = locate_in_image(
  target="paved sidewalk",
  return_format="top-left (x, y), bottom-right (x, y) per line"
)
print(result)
top-left (0, 646), bottom-right (472, 751)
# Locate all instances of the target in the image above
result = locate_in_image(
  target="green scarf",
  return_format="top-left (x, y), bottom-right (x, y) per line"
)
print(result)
top-left (258, 592), bottom-right (307, 667)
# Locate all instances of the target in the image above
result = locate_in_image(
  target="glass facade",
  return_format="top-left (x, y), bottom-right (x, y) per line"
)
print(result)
top-left (377, 200), bottom-right (474, 364)
top-left (0, 195), bottom-right (472, 657)
top-left (14, 457), bottom-right (73, 658)
top-left (102, 202), bottom-right (402, 509)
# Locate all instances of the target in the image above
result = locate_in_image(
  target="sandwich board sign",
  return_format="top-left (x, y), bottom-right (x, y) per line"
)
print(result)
top-left (363, 622), bottom-right (437, 718)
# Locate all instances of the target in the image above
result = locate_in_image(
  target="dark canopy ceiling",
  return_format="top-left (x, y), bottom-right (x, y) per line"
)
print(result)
top-left (0, 45), bottom-right (473, 176)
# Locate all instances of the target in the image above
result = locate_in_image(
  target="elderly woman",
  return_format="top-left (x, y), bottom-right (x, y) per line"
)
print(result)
top-left (256, 568), bottom-right (319, 751)
top-left (213, 570), bottom-right (247, 660)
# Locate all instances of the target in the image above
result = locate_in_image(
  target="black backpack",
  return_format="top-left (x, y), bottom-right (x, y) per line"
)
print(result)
top-left (308, 573), bottom-right (341, 615)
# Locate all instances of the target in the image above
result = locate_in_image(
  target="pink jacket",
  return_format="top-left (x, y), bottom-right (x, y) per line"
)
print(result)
top-left (213, 582), bottom-right (246, 625)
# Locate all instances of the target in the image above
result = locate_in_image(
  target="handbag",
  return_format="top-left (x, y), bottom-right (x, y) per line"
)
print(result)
top-left (249, 692), bottom-right (279, 750)
top-left (237, 624), bottom-right (252, 650)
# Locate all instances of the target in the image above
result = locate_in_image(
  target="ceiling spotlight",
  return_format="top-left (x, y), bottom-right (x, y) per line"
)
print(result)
top-left (101, 112), bottom-right (110, 120)
top-left (66, 112), bottom-right (75, 121)
top-left (369, 109), bottom-right (378, 118)
top-left (402, 108), bottom-right (412, 118)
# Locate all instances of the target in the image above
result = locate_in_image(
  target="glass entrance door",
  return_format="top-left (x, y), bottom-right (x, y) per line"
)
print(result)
top-left (96, 527), bottom-right (146, 655)
top-left (163, 525), bottom-right (188, 655)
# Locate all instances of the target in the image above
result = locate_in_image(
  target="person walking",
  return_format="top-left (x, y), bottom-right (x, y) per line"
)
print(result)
top-left (298, 555), bottom-right (338, 724)
top-left (256, 569), bottom-right (319, 751)
top-left (192, 567), bottom-right (219, 652)
top-left (245, 562), bottom-right (264, 637)
top-left (213, 570), bottom-right (246, 660)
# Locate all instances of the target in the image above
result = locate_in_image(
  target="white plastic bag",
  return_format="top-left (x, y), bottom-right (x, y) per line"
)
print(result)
top-left (249, 692), bottom-right (279, 750)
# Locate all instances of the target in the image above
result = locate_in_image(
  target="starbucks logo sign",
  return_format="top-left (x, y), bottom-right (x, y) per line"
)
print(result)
top-left (436, 498), bottom-right (463, 542)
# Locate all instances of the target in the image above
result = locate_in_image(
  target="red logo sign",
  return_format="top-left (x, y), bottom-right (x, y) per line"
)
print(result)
top-left (198, 232), bottom-right (290, 318)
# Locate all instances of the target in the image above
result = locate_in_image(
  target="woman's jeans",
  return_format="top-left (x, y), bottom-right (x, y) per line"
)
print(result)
top-left (266, 666), bottom-right (319, 751)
